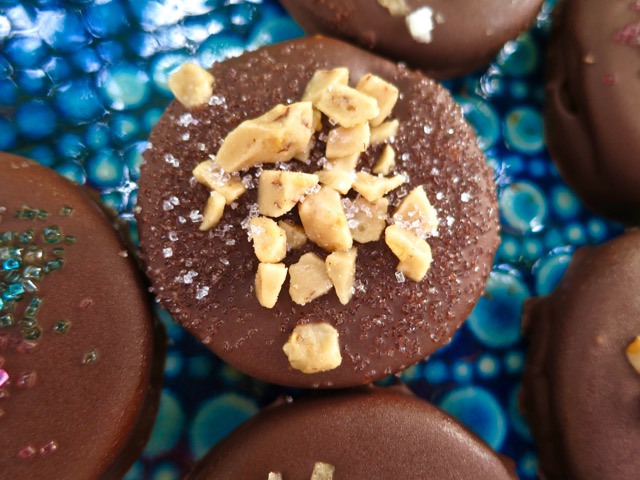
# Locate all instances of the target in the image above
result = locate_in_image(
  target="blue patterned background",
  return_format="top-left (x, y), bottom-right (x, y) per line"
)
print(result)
top-left (0, 1), bottom-right (623, 478)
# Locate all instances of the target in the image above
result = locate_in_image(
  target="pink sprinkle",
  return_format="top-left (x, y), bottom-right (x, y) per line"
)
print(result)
top-left (0, 369), bottom-right (8, 388)
top-left (18, 446), bottom-right (37, 459)
top-left (15, 372), bottom-right (36, 389)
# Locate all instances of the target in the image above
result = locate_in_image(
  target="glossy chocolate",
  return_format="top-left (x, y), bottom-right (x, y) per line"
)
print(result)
top-left (522, 231), bottom-right (640, 479)
top-left (280, 0), bottom-right (544, 79)
top-left (137, 37), bottom-right (500, 388)
top-left (546, 0), bottom-right (640, 223)
top-left (188, 386), bottom-right (517, 479)
top-left (0, 154), bottom-right (164, 479)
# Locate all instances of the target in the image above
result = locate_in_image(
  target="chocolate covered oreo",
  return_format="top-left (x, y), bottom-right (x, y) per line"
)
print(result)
top-left (188, 387), bottom-right (517, 480)
top-left (280, 0), bottom-right (545, 79)
top-left (137, 37), bottom-right (499, 388)
top-left (0, 154), bottom-right (164, 479)
top-left (522, 231), bottom-right (640, 479)
top-left (546, 0), bottom-right (640, 223)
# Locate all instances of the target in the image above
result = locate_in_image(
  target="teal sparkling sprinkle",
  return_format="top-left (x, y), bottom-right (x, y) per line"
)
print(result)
top-left (64, 235), bottom-right (76, 245)
top-left (2, 258), bottom-right (20, 270)
top-left (16, 206), bottom-right (37, 220)
top-left (23, 266), bottom-right (43, 281)
top-left (22, 280), bottom-right (38, 293)
top-left (59, 206), bottom-right (73, 217)
top-left (23, 327), bottom-right (41, 340)
top-left (44, 258), bottom-right (64, 273)
top-left (53, 319), bottom-right (70, 334)
top-left (25, 297), bottom-right (42, 317)
top-left (3, 283), bottom-right (25, 300)
top-left (0, 314), bottom-right (13, 328)
top-left (17, 229), bottom-right (35, 244)
top-left (43, 225), bottom-right (63, 244)
top-left (52, 247), bottom-right (65, 256)
top-left (0, 232), bottom-right (15, 245)
top-left (37, 210), bottom-right (49, 220)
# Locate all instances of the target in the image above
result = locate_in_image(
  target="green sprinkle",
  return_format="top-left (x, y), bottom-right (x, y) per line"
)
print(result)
top-left (44, 258), bottom-right (64, 273)
top-left (52, 247), bottom-right (65, 256)
top-left (25, 298), bottom-right (42, 317)
top-left (23, 327), bottom-right (41, 340)
top-left (59, 206), bottom-right (73, 217)
top-left (17, 229), bottom-right (35, 244)
top-left (0, 314), bottom-right (14, 328)
top-left (37, 210), bottom-right (49, 220)
top-left (64, 235), bottom-right (76, 245)
top-left (53, 320), bottom-right (70, 334)
top-left (19, 317), bottom-right (37, 329)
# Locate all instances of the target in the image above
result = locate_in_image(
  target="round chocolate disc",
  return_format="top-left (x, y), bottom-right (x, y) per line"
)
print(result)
top-left (545, 0), bottom-right (640, 223)
top-left (137, 37), bottom-right (499, 388)
top-left (522, 231), bottom-right (640, 479)
top-left (279, 0), bottom-right (544, 79)
top-left (188, 387), bottom-right (517, 480)
top-left (0, 154), bottom-right (164, 478)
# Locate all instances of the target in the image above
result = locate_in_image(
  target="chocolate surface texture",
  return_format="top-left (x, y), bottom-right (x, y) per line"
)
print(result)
top-left (188, 386), bottom-right (517, 480)
top-left (545, 0), bottom-right (640, 223)
top-left (0, 153), bottom-right (164, 479)
top-left (522, 230), bottom-right (640, 479)
top-left (279, 0), bottom-right (544, 79)
top-left (137, 37), bottom-right (500, 388)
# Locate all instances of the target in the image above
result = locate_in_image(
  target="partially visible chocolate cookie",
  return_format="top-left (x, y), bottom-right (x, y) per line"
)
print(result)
top-left (137, 37), bottom-right (499, 388)
top-left (0, 153), bottom-right (164, 479)
top-left (279, 0), bottom-right (545, 79)
top-left (545, 0), bottom-right (640, 223)
top-left (188, 386), bottom-right (517, 480)
top-left (522, 231), bottom-right (640, 479)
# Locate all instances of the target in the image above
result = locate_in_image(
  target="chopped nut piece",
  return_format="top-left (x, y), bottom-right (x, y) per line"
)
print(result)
top-left (347, 196), bottom-right (389, 243)
top-left (216, 102), bottom-right (314, 172)
top-left (192, 159), bottom-right (247, 204)
top-left (406, 6), bottom-right (435, 44)
top-left (311, 462), bottom-right (336, 480)
top-left (283, 322), bottom-right (342, 373)
top-left (168, 63), bottom-right (215, 109)
top-left (370, 119), bottom-right (399, 145)
top-left (258, 171), bottom-right (319, 217)
top-left (326, 248), bottom-right (357, 305)
top-left (312, 109), bottom-right (323, 131)
top-left (302, 68), bottom-right (350, 104)
top-left (249, 217), bottom-right (287, 263)
top-left (255, 263), bottom-right (288, 309)
top-left (377, 0), bottom-right (410, 16)
top-left (626, 337), bottom-right (640, 374)
top-left (373, 145), bottom-right (396, 175)
top-left (356, 74), bottom-right (399, 126)
top-left (294, 137), bottom-right (315, 162)
top-left (325, 123), bottom-right (371, 159)
top-left (316, 84), bottom-right (380, 128)
top-left (199, 191), bottom-right (226, 231)
top-left (268, 473), bottom-right (283, 480)
top-left (328, 153), bottom-right (360, 171)
top-left (317, 169), bottom-right (356, 195)
top-left (385, 225), bottom-right (432, 282)
top-left (352, 172), bottom-right (405, 202)
top-left (299, 187), bottom-right (353, 252)
top-left (288, 253), bottom-right (333, 305)
top-left (278, 220), bottom-right (308, 250)
top-left (393, 185), bottom-right (438, 238)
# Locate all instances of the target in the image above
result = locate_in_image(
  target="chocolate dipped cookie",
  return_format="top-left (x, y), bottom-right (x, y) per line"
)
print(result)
top-left (279, 0), bottom-right (545, 79)
top-left (546, 0), bottom-right (640, 223)
top-left (0, 153), bottom-right (164, 479)
top-left (188, 386), bottom-right (517, 480)
top-left (522, 231), bottom-right (640, 479)
top-left (137, 37), bottom-right (499, 388)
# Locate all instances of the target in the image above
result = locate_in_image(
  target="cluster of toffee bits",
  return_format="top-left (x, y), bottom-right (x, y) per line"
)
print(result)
top-left (269, 462), bottom-right (335, 480)
top-left (170, 64), bottom-right (439, 305)
top-left (377, 0), bottom-right (443, 44)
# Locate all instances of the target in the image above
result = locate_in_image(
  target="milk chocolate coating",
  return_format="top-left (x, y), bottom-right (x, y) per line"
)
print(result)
top-left (545, 0), bottom-right (640, 223)
top-left (279, 0), bottom-right (544, 79)
top-left (522, 231), bottom-right (640, 479)
top-left (137, 37), bottom-right (499, 388)
top-left (0, 154), bottom-right (165, 479)
top-left (188, 387), bottom-right (517, 479)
